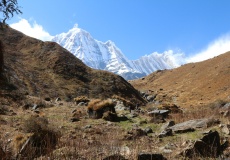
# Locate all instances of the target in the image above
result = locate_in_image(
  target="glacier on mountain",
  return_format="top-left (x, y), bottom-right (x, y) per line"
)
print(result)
top-left (52, 25), bottom-right (185, 80)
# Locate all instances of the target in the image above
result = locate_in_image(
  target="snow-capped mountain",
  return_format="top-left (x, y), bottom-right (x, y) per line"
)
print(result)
top-left (52, 25), bottom-right (184, 80)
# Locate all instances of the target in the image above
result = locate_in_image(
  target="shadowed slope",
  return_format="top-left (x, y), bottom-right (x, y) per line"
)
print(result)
top-left (0, 26), bottom-right (145, 104)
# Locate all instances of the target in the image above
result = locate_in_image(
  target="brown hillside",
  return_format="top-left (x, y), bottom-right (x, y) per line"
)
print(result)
top-left (130, 52), bottom-right (230, 108)
top-left (0, 26), bottom-right (145, 104)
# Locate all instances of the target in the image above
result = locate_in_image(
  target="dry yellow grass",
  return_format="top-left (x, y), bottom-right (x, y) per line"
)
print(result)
top-left (130, 52), bottom-right (230, 108)
top-left (73, 96), bottom-right (89, 104)
top-left (88, 99), bottom-right (115, 111)
top-left (0, 25), bottom-right (145, 105)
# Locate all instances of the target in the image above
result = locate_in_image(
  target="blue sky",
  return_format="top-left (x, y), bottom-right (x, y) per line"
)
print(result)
top-left (7, 0), bottom-right (230, 61)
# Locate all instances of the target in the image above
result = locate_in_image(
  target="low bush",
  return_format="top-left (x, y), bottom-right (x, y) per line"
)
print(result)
top-left (22, 116), bottom-right (48, 133)
top-left (73, 96), bottom-right (89, 104)
top-left (88, 99), bottom-right (115, 111)
top-left (20, 116), bottom-right (60, 158)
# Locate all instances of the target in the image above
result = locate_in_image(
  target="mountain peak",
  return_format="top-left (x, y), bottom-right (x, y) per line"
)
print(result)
top-left (0, 25), bottom-right (145, 104)
top-left (105, 40), bottom-right (115, 46)
top-left (52, 26), bottom-right (183, 80)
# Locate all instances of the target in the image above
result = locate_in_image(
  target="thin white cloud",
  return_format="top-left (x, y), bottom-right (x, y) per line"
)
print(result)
top-left (10, 19), bottom-right (54, 41)
top-left (9, 19), bottom-right (230, 64)
top-left (187, 33), bottom-right (230, 62)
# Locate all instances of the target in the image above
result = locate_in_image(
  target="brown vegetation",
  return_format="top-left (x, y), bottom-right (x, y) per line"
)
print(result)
top-left (0, 24), bottom-right (230, 159)
top-left (0, 25), bottom-right (145, 105)
top-left (130, 52), bottom-right (230, 108)
top-left (0, 40), bottom-right (4, 75)
top-left (73, 96), bottom-right (89, 104)
top-left (88, 99), bottom-right (115, 111)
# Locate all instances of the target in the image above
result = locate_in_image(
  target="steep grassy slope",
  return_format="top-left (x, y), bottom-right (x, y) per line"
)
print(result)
top-left (0, 26), bottom-right (145, 104)
top-left (130, 52), bottom-right (230, 107)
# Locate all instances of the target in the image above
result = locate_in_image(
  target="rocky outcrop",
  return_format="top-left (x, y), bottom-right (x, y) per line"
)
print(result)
top-left (169, 118), bottom-right (220, 133)
top-left (181, 131), bottom-right (223, 158)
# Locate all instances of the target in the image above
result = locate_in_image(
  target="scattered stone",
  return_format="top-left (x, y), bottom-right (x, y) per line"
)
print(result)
top-left (117, 115), bottom-right (129, 121)
top-left (148, 110), bottom-right (170, 118)
top-left (221, 139), bottom-right (229, 151)
top-left (0, 119), bottom-right (7, 125)
top-left (70, 117), bottom-right (79, 122)
top-left (160, 143), bottom-right (177, 154)
top-left (158, 128), bottom-right (173, 138)
top-left (83, 125), bottom-right (92, 129)
top-left (115, 102), bottom-right (126, 111)
top-left (144, 127), bottom-right (153, 134)
top-left (71, 109), bottom-right (77, 114)
top-left (10, 111), bottom-right (17, 116)
top-left (125, 128), bottom-right (147, 140)
top-left (33, 109), bottom-right (40, 114)
top-left (22, 104), bottom-right (31, 110)
top-left (138, 119), bottom-right (147, 125)
top-left (129, 112), bottom-right (138, 118)
top-left (181, 130), bottom-right (222, 158)
top-left (160, 121), bottom-right (175, 131)
top-left (119, 146), bottom-right (131, 156)
top-left (146, 94), bottom-right (157, 102)
top-left (221, 124), bottom-right (230, 135)
top-left (161, 104), bottom-right (183, 113)
top-left (103, 154), bottom-right (126, 160)
top-left (77, 102), bottom-right (86, 107)
top-left (223, 102), bottom-right (230, 109)
top-left (149, 115), bottom-right (166, 124)
top-left (44, 97), bottom-right (51, 101)
top-left (102, 111), bottom-right (118, 122)
top-left (137, 153), bottom-right (167, 160)
top-left (223, 110), bottom-right (230, 117)
top-left (32, 104), bottom-right (39, 110)
top-left (55, 97), bottom-right (61, 102)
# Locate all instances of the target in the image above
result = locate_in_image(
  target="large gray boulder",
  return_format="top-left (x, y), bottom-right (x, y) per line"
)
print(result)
top-left (148, 110), bottom-right (170, 118)
top-left (169, 118), bottom-right (219, 133)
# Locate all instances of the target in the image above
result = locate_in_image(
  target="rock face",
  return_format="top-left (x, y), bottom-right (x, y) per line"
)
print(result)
top-left (148, 110), bottom-right (170, 118)
top-left (169, 119), bottom-right (220, 133)
top-left (0, 26), bottom-right (145, 105)
top-left (182, 131), bottom-right (222, 158)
